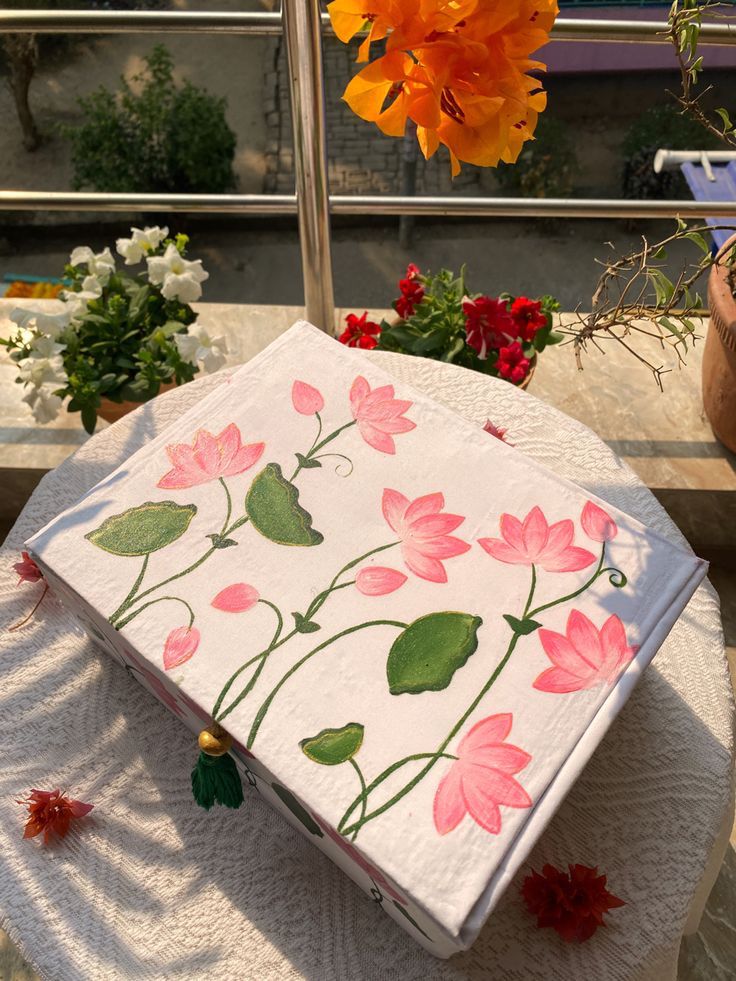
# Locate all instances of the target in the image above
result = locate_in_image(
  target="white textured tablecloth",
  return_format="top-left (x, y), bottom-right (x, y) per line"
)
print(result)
top-left (1, 353), bottom-right (734, 981)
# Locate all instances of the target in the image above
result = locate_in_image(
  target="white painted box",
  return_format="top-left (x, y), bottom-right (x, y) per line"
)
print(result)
top-left (27, 322), bottom-right (706, 957)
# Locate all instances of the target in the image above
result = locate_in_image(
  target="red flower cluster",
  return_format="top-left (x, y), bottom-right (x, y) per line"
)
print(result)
top-left (339, 311), bottom-right (382, 349)
top-left (395, 263), bottom-right (424, 319)
top-left (522, 863), bottom-right (625, 943)
top-left (496, 342), bottom-right (531, 385)
top-left (463, 296), bottom-right (515, 359)
top-left (13, 551), bottom-right (42, 584)
top-left (18, 788), bottom-right (94, 844)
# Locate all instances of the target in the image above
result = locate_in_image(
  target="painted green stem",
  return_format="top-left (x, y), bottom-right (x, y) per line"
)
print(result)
top-left (115, 594), bottom-right (195, 631)
top-left (305, 541), bottom-right (398, 621)
top-left (348, 758), bottom-right (368, 842)
top-left (290, 418), bottom-right (357, 481)
top-left (245, 620), bottom-right (407, 749)
top-left (109, 553), bottom-right (149, 625)
top-left (527, 544), bottom-right (624, 620)
top-left (212, 600), bottom-right (289, 720)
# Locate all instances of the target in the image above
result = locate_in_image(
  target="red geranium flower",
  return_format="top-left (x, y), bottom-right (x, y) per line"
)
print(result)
top-left (18, 788), bottom-right (94, 844)
top-left (463, 296), bottom-right (515, 359)
top-left (522, 863), bottom-right (625, 942)
top-left (496, 342), bottom-right (531, 385)
top-left (511, 297), bottom-right (548, 342)
top-left (338, 312), bottom-right (382, 349)
top-left (394, 263), bottom-right (424, 319)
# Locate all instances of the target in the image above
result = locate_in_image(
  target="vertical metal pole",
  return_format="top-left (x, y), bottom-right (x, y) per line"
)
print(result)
top-left (282, 0), bottom-right (335, 333)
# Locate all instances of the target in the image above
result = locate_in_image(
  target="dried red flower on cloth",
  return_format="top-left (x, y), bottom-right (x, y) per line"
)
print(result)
top-left (10, 551), bottom-right (48, 631)
top-left (339, 311), bottom-right (382, 349)
top-left (18, 789), bottom-right (94, 844)
top-left (522, 863), bottom-right (625, 942)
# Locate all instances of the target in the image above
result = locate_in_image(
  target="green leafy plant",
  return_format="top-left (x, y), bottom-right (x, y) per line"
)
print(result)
top-left (63, 44), bottom-right (236, 193)
top-left (1, 225), bottom-right (225, 433)
top-left (496, 116), bottom-right (577, 199)
top-left (341, 264), bottom-right (561, 387)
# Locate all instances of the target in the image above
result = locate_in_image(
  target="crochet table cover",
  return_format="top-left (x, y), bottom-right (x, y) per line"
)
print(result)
top-left (26, 322), bottom-right (707, 957)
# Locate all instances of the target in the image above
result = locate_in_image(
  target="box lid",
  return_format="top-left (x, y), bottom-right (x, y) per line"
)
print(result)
top-left (28, 321), bottom-right (706, 946)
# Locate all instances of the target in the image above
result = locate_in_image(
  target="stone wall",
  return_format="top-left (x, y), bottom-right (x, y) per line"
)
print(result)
top-left (262, 36), bottom-right (482, 196)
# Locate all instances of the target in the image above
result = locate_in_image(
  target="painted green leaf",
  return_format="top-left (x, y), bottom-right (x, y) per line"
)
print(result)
top-left (292, 612), bottom-right (321, 634)
top-left (387, 611), bottom-right (482, 695)
top-left (295, 452), bottom-right (322, 470)
top-left (85, 501), bottom-right (197, 556)
top-left (300, 723), bottom-right (364, 765)
top-left (207, 533), bottom-right (238, 549)
top-left (503, 614), bottom-right (541, 636)
top-left (271, 783), bottom-right (323, 837)
top-left (245, 463), bottom-right (324, 547)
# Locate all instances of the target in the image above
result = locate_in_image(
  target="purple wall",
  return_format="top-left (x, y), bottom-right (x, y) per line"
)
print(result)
top-left (540, 8), bottom-right (736, 74)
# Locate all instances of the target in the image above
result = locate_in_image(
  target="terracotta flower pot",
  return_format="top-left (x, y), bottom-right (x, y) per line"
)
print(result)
top-left (703, 233), bottom-right (736, 452)
top-left (98, 381), bottom-right (177, 425)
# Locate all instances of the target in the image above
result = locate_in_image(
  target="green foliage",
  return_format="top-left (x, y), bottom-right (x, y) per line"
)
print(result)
top-left (621, 104), bottom-right (718, 200)
top-left (496, 117), bottom-right (577, 198)
top-left (376, 266), bottom-right (561, 381)
top-left (63, 45), bottom-right (236, 193)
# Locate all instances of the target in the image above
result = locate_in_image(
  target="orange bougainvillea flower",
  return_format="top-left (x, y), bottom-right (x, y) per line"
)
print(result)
top-left (18, 788), bottom-right (94, 844)
top-left (328, 0), bottom-right (416, 61)
top-left (336, 0), bottom-right (558, 175)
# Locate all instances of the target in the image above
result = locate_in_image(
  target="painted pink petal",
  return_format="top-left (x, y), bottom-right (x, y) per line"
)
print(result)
top-left (522, 506), bottom-right (549, 559)
top-left (212, 583), bottom-right (260, 612)
top-left (499, 513), bottom-right (525, 553)
top-left (459, 714), bottom-right (513, 754)
top-left (544, 519), bottom-right (574, 555)
top-left (600, 614), bottom-right (637, 677)
top-left (411, 512), bottom-right (465, 538)
top-left (461, 779), bottom-right (503, 834)
top-left (538, 628), bottom-right (592, 677)
top-left (540, 545), bottom-right (596, 573)
top-left (382, 488), bottom-right (410, 533)
top-left (468, 765), bottom-right (533, 808)
top-left (477, 743), bottom-right (533, 773)
top-left (433, 766), bottom-right (466, 835)
top-left (292, 380), bottom-right (324, 415)
top-left (222, 441), bottom-right (265, 476)
top-left (402, 547), bottom-right (447, 583)
top-left (163, 626), bottom-right (200, 670)
top-left (359, 384), bottom-right (396, 411)
top-left (568, 610), bottom-right (605, 668)
top-left (478, 538), bottom-right (532, 565)
top-left (358, 424), bottom-right (397, 454)
top-left (192, 429), bottom-right (219, 476)
top-left (404, 492), bottom-right (444, 524)
top-left (215, 423), bottom-right (242, 470)
top-left (349, 375), bottom-right (371, 413)
top-left (582, 500), bottom-right (618, 543)
top-left (355, 567), bottom-right (407, 596)
top-left (533, 666), bottom-right (586, 694)
top-left (417, 535), bottom-right (472, 559)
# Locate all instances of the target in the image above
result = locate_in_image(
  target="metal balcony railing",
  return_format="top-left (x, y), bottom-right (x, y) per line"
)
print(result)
top-left (1, 6), bottom-right (735, 329)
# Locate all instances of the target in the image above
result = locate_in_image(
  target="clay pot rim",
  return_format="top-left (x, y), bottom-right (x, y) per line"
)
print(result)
top-left (708, 232), bottom-right (736, 346)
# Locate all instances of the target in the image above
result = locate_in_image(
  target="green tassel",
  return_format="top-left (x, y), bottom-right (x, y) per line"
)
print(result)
top-left (191, 750), bottom-right (244, 810)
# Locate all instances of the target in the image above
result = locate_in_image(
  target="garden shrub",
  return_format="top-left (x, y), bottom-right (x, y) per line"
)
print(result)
top-left (64, 44), bottom-right (236, 193)
top-left (496, 116), bottom-right (577, 198)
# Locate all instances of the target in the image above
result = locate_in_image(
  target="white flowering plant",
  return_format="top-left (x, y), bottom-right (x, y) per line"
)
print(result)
top-left (1, 226), bottom-right (227, 433)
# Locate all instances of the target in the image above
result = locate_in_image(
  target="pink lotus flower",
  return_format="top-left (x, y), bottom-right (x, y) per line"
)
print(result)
top-left (162, 625), bottom-right (200, 670)
top-left (349, 376), bottom-right (416, 454)
top-left (533, 610), bottom-right (637, 693)
top-left (157, 423), bottom-right (265, 489)
top-left (478, 506), bottom-right (596, 573)
top-left (211, 583), bottom-right (260, 613)
top-left (581, 501), bottom-right (618, 543)
top-left (382, 489), bottom-right (471, 583)
top-left (434, 713), bottom-right (532, 835)
top-left (292, 380), bottom-right (324, 415)
top-left (316, 816), bottom-right (406, 904)
top-left (355, 566), bottom-right (408, 596)
top-left (483, 419), bottom-right (512, 444)
top-left (14, 551), bottom-right (43, 584)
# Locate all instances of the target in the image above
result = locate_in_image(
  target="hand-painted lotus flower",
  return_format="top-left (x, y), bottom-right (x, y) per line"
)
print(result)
top-left (212, 583), bottom-right (260, 613)
top-left (355, 566), bottom-right (408, 596)
top-left (349, 376), bottom-right (416, 454)
top-left (382, 488), bottom-right (470, 583)
top-left (434, 713), bottom-right (532, 835)
top-left (478, 506), bottom-right (596, 573)
top-left (533, 610), bottom-right (637, 693)
top-left (292, 380), bottom-right (324, 415)
top-left (163, 625), bottom-right (200, 670)
top-left (581, 501), bottom-right (618, 543)
top-left (157, 423), bottom-right (265, 489)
